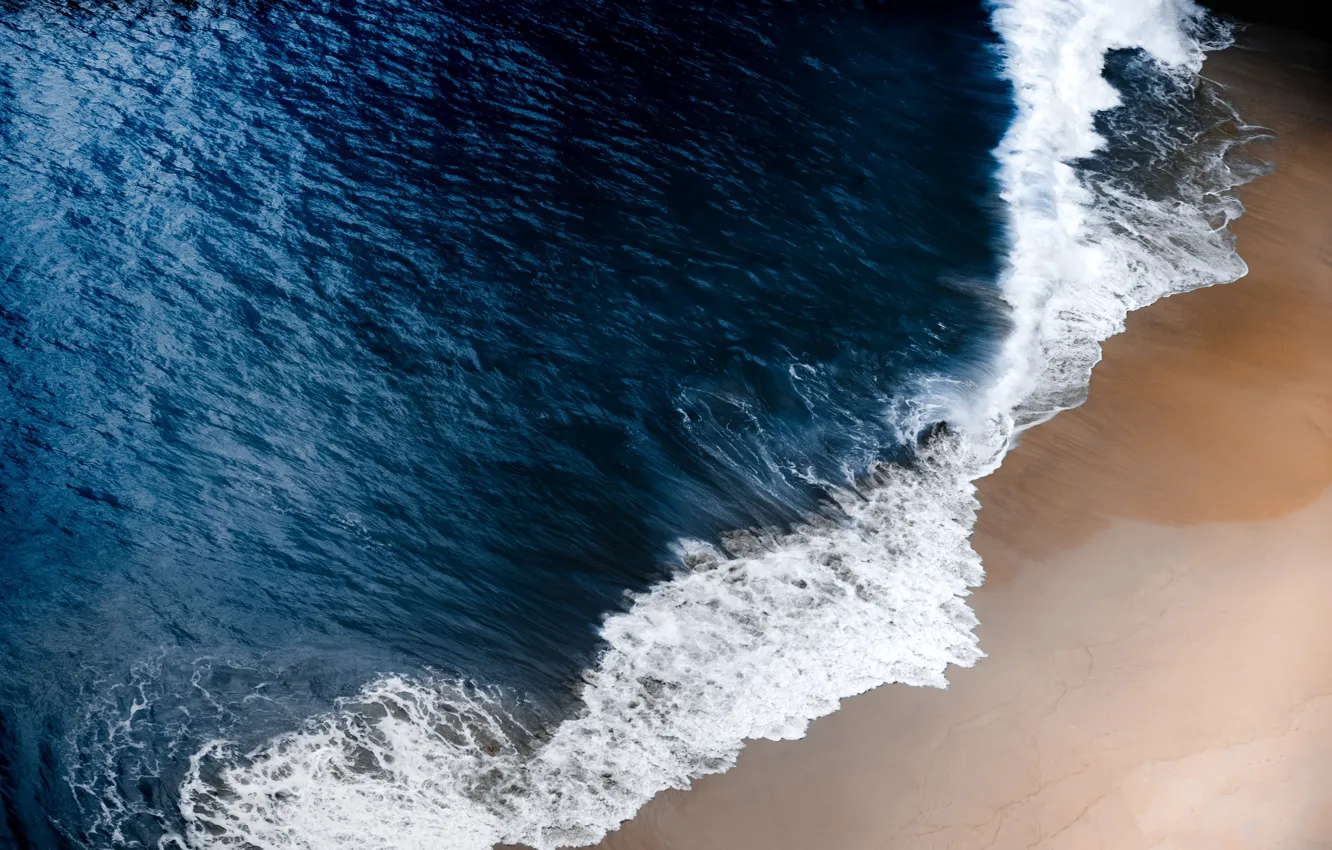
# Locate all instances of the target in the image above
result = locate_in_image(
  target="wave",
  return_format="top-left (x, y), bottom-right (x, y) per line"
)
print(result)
top-left (174, 1), bottom-right (1261, 847)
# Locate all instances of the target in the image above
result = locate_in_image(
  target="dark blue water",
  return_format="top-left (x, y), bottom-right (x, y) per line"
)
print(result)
top-left (0, 1), bottom-right (1010, 845)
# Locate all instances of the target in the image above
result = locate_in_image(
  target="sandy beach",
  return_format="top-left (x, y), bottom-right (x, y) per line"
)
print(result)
top-left (590, 30), bottom-right (1332, 850)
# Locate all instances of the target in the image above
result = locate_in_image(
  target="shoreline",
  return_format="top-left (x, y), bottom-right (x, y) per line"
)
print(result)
top-left (588, 29), bottom-right (1332, 850)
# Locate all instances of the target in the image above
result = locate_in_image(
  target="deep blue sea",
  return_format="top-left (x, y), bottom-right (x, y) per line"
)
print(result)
top-left (0, 1), bottom-right (1254, 847)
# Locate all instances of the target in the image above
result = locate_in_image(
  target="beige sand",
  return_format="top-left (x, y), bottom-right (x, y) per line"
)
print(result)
top-left (590, 33), bottom-right (1332, 850)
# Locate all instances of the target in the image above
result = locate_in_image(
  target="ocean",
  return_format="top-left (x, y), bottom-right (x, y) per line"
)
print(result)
top-left (0, 1), bottom-right (1261, 848)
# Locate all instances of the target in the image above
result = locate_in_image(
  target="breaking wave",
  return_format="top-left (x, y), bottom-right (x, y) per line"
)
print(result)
top-left (174, 1), bottom-right (1264, 847)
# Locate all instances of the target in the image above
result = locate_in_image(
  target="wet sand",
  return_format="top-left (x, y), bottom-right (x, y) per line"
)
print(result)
top-left (590, 31), bottom-right (1332, 850)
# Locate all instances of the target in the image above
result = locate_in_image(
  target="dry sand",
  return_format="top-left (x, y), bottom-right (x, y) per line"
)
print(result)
top-left (589, 31), bottom-right (1332, 850)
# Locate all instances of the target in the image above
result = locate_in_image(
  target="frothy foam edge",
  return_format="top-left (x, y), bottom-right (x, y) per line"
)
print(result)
top-left (174, 2), bottom-right (1257, 847)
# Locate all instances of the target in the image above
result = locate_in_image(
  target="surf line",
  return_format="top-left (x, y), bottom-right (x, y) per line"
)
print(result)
top-left (176, 2), bottom-right (1254, 848)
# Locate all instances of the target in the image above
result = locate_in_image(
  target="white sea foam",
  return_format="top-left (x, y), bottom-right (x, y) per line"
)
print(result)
top-left (176, 1), bottom-right (1257, 847)
top-left (979, 0), bottom-right (1248, 432)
